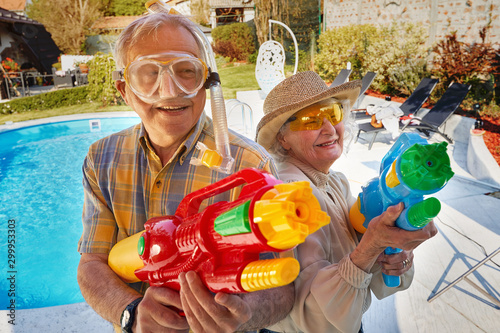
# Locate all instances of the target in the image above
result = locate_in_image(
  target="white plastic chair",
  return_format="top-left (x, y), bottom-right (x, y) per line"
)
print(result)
top-left (255, 20), bottom-right (298, 95)
top-left (255, 40), bottom-right (286, 95)
top-left (225, 99), bottom-right (254, 137)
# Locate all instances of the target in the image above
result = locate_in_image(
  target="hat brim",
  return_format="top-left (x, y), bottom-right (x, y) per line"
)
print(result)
top-left (256, 80), bottom-right (362, 150)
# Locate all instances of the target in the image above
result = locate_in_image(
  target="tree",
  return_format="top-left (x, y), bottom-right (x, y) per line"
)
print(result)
top-left (254, 0), bottom-right (319, 45)
top-left (26, 0), bottom-right (106, 55)
top-left (254, 0), bottom-right (287, 46)
top-left (190, 0), bottom-right (210, 26)
top-left (105, 0), bottom-right (147, 16)
top-left (254, 0), bottom-right (318, 66)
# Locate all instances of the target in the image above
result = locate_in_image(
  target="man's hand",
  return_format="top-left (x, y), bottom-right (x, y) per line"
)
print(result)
top-left (134, 286), bottom-right (190, 333)
top-left (179, 271), bottom-right (252, 333)
top-left (78, 253), bottom-right (190, 333)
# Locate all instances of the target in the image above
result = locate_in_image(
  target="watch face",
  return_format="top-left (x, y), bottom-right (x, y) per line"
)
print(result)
top-left (121, 310), bottom-right (131, 327)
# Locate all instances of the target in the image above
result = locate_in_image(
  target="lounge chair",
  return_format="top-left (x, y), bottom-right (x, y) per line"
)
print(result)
top-left (352, 71), bottom-right (377, 109)
top-left (400, 82), bottom-right (471, 143)
top-left (352, 77), bottom-right (438, 120)
top-left (329, 69), bottom-right (352, 87)
top-left (52, 68), bottom-right (75, 89)
top-left (355, 81), bottom-right (469, 149)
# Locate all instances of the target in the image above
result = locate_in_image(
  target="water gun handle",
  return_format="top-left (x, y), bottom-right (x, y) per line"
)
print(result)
top-left (382, 246), bottom-right (403, 287)
top-left (381, 198), bottom-right (441, 287)
top-left (177, 168), bottom-right (280, 218)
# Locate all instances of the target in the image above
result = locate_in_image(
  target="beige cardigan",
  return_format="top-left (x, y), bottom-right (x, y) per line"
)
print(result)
top-left (267, 158), bottom-right (414, 333)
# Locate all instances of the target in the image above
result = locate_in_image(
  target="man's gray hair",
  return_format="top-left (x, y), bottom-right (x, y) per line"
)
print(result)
top-left (268, 98), bottom-right (358, 162)
top-left (113, 13), bottom-right (202, 69)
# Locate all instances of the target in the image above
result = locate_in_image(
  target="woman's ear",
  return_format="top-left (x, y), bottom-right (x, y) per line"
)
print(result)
top-left (277, 132), bottom-right (291, 150)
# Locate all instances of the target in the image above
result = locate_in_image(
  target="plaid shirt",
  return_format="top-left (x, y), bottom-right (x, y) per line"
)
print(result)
top-left (78, 113), bottom-right (278, 254)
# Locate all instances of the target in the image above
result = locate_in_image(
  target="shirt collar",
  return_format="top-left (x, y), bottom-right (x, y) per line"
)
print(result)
top-left (287, 156), bottom-right (330, 188)
top-left (137, 112), bottom-right (208, 165)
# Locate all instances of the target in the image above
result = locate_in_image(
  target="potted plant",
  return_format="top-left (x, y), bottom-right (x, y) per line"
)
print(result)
top-left (2, 57), bottom-right (19, 72)
top-left (74, 60), bottom-right (89, 73)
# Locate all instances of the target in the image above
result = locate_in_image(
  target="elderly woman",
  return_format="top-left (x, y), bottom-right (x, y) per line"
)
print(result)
top-left (256, 71), bottom-right (437, 333)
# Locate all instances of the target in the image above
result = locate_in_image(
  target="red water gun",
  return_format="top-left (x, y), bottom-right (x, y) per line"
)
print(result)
top-left (109, 168), bottom-right (329, 293)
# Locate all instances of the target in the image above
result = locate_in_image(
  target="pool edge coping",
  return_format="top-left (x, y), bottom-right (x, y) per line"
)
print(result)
top-left (0, 112), bottom-right (140, 133)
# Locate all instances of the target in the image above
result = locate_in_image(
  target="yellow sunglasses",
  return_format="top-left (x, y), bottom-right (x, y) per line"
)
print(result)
top-left (288, 102), bottom-right (344, 131)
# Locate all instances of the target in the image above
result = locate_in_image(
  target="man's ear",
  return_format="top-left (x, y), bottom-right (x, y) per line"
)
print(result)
top-left (115, 80), bottom-right (129, 104)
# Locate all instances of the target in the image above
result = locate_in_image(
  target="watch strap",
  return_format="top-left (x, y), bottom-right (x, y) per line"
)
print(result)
top-left (121, 297), bottom-right (143, 333)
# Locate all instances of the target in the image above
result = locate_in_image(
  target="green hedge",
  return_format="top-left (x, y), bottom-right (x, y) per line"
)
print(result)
top-left (0, 86), bottom-right (89, 114)
top-left (212, 23), bottom-right (255, 61)
top-left (315, 22), bottom-right (428, 96)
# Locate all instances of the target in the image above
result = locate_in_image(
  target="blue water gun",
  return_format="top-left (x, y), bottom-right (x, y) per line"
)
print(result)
top-left (349, 133), bottom-right (454, 287)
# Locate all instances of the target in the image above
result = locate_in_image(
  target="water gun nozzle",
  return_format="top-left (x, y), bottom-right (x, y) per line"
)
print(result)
top-left (240, 258), bottom-right (300, 292)
top-left (254, 181), bottom-right (329, 249)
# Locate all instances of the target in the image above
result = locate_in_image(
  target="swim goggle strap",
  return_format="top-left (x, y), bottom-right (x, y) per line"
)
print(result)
top-left (288, 103), bottom-right (344, 131)
top-left (112, 53), bottom-right (214, 102)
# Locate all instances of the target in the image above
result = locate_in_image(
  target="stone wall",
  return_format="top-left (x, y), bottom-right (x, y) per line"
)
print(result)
top-left (324, 0), bottom-right (499, 46)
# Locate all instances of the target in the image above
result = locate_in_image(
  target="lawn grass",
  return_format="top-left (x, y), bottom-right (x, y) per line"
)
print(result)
top-left (216, 63), bottom-right (260, 99)
top-left (1, 63), bottom-right (260, 124)
top-left (0, 103), bottom-right (133, 125)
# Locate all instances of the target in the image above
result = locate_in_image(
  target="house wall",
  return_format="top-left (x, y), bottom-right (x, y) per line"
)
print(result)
top-left (324, 0), bottom-right (499, 46)
top-left (209, 0), bottom-right (255, 28)
top-left (0, 26), bottom-right (16, 55)
top-left (0, 26), bottom-right (33, 69)
top-left (86, 35), bottom-right (119, 55)
top-left (173, 1), bottom-right (191, 15)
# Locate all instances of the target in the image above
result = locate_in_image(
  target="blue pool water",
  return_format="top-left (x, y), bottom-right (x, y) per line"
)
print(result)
top-left (0, 117), bottom-right (140, 309)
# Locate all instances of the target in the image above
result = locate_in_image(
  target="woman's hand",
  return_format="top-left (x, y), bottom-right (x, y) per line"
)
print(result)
top-left (376, 250), bottom-right (414, 277)
top-left (350, 203), bottom-right (437, 272)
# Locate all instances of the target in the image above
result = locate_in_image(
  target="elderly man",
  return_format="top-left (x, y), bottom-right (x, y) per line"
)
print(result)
top-left (77, 13), bottom-right (293, 333)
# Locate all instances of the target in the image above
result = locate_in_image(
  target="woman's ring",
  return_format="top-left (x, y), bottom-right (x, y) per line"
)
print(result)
top-left (402, 259), bottom-right (411, 268)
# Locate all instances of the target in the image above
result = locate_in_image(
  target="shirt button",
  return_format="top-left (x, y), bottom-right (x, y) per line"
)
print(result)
top-left (156, 180), bottom-right (162, 188)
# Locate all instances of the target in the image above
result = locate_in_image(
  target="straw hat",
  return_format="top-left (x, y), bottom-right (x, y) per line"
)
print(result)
top-left (255, 71), bottom-right (362, 150)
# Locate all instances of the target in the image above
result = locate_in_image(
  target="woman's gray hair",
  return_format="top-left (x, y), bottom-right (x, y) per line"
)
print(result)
top-left (113, 13), bottom-right (202, 69)
top-left (268, 98), bottom-right (358, 162)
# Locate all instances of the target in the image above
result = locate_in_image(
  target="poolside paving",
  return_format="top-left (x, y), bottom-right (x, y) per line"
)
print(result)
top-left (338, 131), bottom-right (500, 333)
top-left (1, 91), bottom-right (499, 332)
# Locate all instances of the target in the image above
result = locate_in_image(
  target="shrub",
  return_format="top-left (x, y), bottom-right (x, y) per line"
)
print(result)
top-left (248, 51), bottom-right (258, 64)
top-left (215, 54), bottom-right (229, 69)
top-left (213, 40), bottom-right (244, 62)
top-left (363, 22), bottom-right (429, 95)
top-left (431, 27), bottom-right (499, 106)
top-left (212, 23), bottom-right (255, 61)
top-left (0, 86), bottom-right (89, 114)
top-left (87, 52), bottom-right (123, 106)
top-left (387, 58), bottom-right (431, 97)
top-left (315, 22), bottom-right (429, 96)
top-left (315, 24), bottom-right (379, 82)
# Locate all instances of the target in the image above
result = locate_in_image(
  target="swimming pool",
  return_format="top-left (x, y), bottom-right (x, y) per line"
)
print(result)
top-left (0, 116), bottom-right (141, 310)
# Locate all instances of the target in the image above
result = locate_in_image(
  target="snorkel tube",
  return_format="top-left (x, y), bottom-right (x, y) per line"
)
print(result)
top-left (146, 0), bottom-right (234, 174)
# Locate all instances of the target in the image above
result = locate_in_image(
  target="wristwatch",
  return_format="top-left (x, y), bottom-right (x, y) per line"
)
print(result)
top-left (120, 297), bottom-right (143, 333)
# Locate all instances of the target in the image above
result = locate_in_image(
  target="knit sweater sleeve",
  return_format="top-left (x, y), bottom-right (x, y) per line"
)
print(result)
top-left (269, 163), bottom-right (373, 333)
